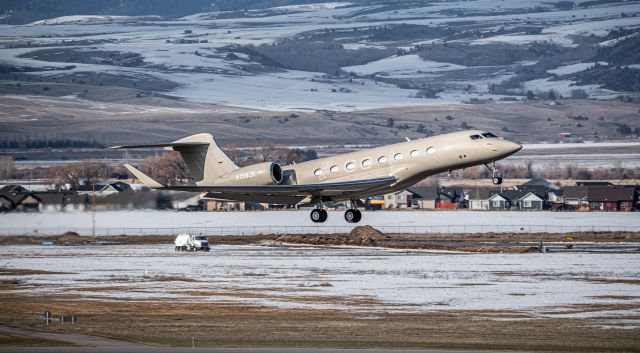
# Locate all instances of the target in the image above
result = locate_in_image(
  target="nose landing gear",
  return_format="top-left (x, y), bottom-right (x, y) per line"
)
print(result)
top-left (485, 161), bottom-right (503, 185)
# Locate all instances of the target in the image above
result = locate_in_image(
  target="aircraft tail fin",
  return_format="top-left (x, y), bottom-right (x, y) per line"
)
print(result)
top-left (124, 164), bottom-right (165, 189)
top-left (113, 133), bottom-right (238, 186)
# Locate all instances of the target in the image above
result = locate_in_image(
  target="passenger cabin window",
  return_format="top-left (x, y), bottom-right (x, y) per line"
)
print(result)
top-left (410, 150), bottom-right (419, 157)
top-left (394, 153), bottom-right (403, 160)
top-left (482, 132), bottom-right (497, 138)
top-left (378, 156), bottom-right (387, 164)
top-left (345, 161), bottom-right (355, 171)
top-left (426, 147), bottom-right (436, 154)
top-left (470, 134), bottom-right (482, 140)
top-left (314, 168), bottom-right (323, 176)
top-left (362, 158), bottom-right (372, 168)
top-left (330, 165), bottom-right (338, 173)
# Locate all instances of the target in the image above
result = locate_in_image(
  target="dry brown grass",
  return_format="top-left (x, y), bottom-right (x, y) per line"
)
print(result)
top-left (0, 289), bottom-right (638, 351)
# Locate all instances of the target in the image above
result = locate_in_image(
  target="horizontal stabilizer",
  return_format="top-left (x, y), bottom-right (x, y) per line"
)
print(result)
top-left (110, 142), bottom-right (209, 149)
top-left (124, 164), bottom-right (165, 189)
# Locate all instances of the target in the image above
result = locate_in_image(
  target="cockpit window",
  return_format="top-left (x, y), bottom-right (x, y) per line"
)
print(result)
top-left (470, 134), bottom-right (482, 140)
top-left (482, 132), bottom-right (497, 138)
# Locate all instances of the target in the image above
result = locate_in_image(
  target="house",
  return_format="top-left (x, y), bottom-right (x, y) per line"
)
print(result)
top-left (518, 192), bottom-right (545, 211)
top-left (467, 189), bottom-right (493, 210)
top-left (437, 187), bottom-right (464, 209)
top-left (0, 194), bottom-right (15, 212)
top-left (0, 185), bottom-right (29, 194)
top-left (587, 186), bottom-right (636, 212)
top-left (563, 186), bottom-right (589, 211)
top-left (408, 186), bottom-right (438, 209)
top-left (35, 192), bottom-right (84, 212)
top-left (77, 181), bottom-right (132, 196)
top-left (519, 179), bottom-right (561, 191)
top-left (515, 179), bottom-right (561, 203)
top-left (384, 189), bottom-right (414, 209)
top-left (500, 189), bottom-right (546, 210)
top-left (488, 193), bottom-right (509, 210)
top-left (11, 193), bottom-right (42, 212)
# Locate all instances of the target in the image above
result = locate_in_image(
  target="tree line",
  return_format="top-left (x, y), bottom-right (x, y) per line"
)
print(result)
top-left (0, 139), bottom-right (104, 149)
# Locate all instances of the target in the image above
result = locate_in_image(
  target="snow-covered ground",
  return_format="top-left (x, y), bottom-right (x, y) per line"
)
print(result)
top-left (1, 244), bottom-right (639, 322)
top-left (1, 210), bottom-right (639, 236)
top-left (343, 55), bottom-right (467, 77)
top-left (0, 0), bottom-right (638, 110)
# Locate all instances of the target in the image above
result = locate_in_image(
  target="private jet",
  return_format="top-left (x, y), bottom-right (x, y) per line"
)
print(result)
top-left (112, 130), bottom-right (522, 223)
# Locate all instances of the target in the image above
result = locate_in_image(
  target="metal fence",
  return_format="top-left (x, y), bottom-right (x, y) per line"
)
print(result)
top-left (1, 224), bottom-right (639, 236)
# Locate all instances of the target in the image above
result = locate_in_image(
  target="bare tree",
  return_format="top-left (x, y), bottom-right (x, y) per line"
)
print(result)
top-left (52, 161), bottom-right (110, 189)
top-left (0, 155), bottom-right (14, 180)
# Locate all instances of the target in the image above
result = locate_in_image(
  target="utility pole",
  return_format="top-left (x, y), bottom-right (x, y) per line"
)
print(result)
top-left (92, 180), bottom-right (96, 237)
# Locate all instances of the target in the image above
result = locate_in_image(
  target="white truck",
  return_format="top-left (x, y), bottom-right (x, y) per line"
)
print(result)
top-left (174, 233), bottom-right (210, 252)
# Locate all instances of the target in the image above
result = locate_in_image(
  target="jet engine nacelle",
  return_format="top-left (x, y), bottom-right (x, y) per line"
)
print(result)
top-left (215, 162), bottom-right (283, 186)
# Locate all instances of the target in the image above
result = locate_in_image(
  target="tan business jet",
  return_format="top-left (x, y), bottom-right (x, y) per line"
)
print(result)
top-left (112, 130), bottom-right (521, 223)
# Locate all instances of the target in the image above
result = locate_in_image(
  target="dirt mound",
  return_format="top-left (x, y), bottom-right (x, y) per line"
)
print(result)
top-left (275, 226), bottom-right (390, 246)
top-left (349, 225), bottom-right (386, 240)
top-left (54, 231), bottom-right (84, 245)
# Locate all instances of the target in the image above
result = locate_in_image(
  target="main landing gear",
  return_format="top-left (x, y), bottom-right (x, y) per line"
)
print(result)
top-left (344, 208), bottom-right (362, 223)
top-left (344, 199), bottom-right (362, 223)
top-left (309, 199), bottom-right (362, 223)
top-left (310, 208), bottom-right (328, 223)
top-left (485, 161), bottom-right (503, 185)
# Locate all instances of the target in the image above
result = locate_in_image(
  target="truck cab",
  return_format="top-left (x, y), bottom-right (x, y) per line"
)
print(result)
top-left (174, 233), bottom-right (210, 252)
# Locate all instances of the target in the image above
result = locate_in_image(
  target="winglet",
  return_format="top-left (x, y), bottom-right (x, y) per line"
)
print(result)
top-left (124, 164), bottom-right (165, 189)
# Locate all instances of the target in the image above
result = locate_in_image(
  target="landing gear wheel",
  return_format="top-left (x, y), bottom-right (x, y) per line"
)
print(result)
top-left (311, 209), bottom-right (328, 223)
top-left (492, 177), bottom-right (503, 185)
top-left (345, 209), bottom-right (361, 223)
top-left (319, 209), bottom-right (328, 222)
top-left (353, 209), bottom-right (362, 223)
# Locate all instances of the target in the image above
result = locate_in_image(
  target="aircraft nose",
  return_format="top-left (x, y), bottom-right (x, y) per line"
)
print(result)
top-left (507, 141), bottom-right (523, 154)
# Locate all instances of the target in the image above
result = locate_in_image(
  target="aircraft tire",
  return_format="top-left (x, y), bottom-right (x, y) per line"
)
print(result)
top-left (344, 209), bottom-right (357, 223)
top-left (319, 209), bottom-right (328, 222)
top-left (310, 209), bottom-right (323, 223)
top-left (353, 209), bottom-right (362, 223)
top-left (492, 177), bottom-right (503, 185)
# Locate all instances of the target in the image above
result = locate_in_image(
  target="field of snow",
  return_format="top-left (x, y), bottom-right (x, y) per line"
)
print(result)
top-left (1, 210), bottom-right (639, 236)
top-left (1, 243), bottom-right (638, 322)
top-left (1, 0), bottom-right (638, 110)
top-left (343, 55), bottom-right (467, 77)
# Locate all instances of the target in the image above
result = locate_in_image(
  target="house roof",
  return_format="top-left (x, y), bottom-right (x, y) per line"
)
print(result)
top-left (467, 188), bottom-right (493, 200)
top-left (520, 179), bottom-right (560, 190)
top-left (439, 187), bottom-right (463, 201)
top-left (587, 186), bottom-right (635, 202)
top-left (6, 193), bottom-right (42, 204)
top-left (563, 186), bottom-right (589, 199)
top-left (408, 186), bottom-right (438, 200)
top-left (0, 194), bottom-right (16, 205)
top-left (0, 185), bottom-right (29, 195)
top-left (500, 189), bottom-right (544, 202)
